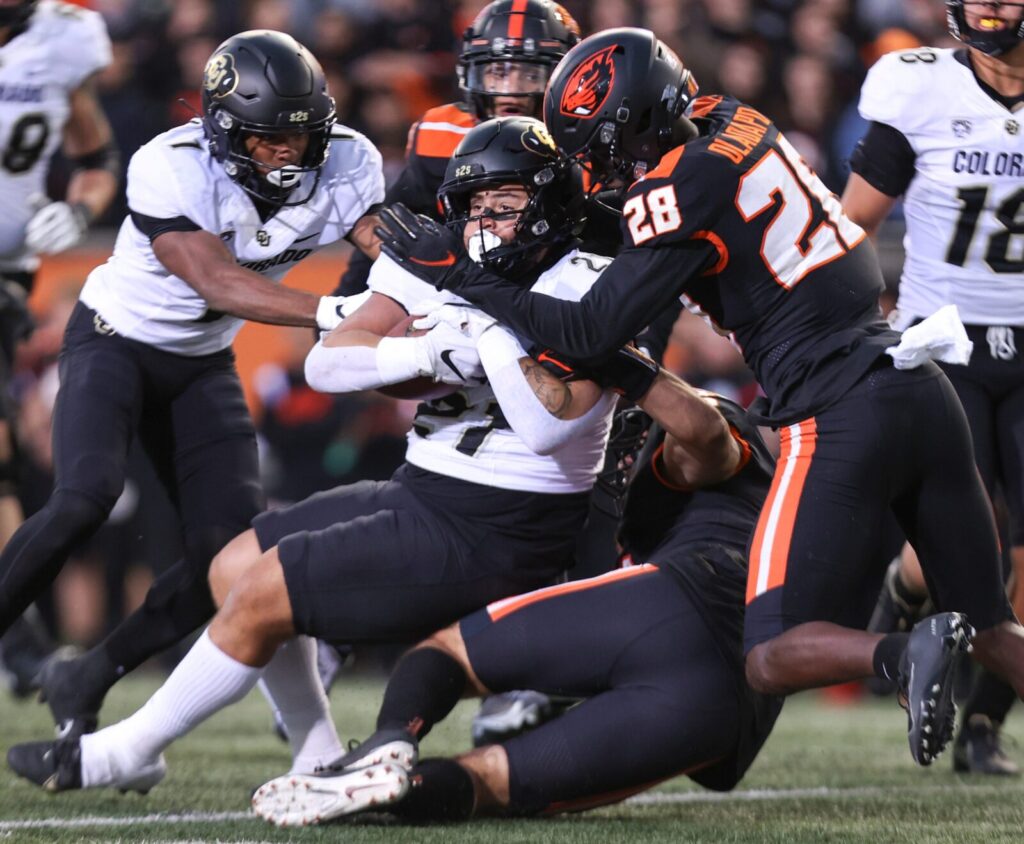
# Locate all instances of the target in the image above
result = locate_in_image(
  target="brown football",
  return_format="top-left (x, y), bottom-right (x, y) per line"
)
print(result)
top-left (376, 315), bottom-right (457, 401)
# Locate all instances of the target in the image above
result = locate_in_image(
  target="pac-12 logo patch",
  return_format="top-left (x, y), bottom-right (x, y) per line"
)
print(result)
top-left (559, 45), bottom-right (617, 118)
top-left (952, 119), bottom-right (972, 138)
top-left (203, 52), bottom-right (239, 99)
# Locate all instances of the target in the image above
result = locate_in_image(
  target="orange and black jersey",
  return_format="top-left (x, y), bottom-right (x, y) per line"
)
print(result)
top-left (451, 96), bottom-right (901, 425)
top-left (618, 393), bottom-right (774, 565)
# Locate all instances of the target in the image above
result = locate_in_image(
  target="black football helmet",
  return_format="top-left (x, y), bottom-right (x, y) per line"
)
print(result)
top-left (438, 116), bottom-right (586, 278)
top-left (543, 28), bottom-right (699, 187)
top-left (200, 30), bottom-right (336, 207)
top-left (947, 1), bottom-right (1024, 56)
top-left (0, 0), bottom-right (36, 27)
top-left (459, 0), bottom-right (581, 120)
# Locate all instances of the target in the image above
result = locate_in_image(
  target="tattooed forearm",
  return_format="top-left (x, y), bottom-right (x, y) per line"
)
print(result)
top-left (521, 358), bottom-right (574, 418)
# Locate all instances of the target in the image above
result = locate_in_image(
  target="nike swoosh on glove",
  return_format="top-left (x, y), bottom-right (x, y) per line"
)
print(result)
top-left (416, 319), bottom-right (488, 386)
top-left (374, 203), bottom-right (467, 290)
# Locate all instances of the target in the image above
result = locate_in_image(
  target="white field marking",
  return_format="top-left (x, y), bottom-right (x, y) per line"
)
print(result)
top-left (0, 783), bottom-right (1019, 830)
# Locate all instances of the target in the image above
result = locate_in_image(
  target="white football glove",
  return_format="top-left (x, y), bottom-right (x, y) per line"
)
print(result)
top-left (412, 318), bottom-right (488, 386)
top-left (412, 304), bottom-right (496, 341)
top-left (316, 290), bottom-right (372, 331)
top-left (25, 200), bottom-right (90, 255)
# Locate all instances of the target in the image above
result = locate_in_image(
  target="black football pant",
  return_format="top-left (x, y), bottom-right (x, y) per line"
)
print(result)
top-left (0, 304), bottom-right (263, 668)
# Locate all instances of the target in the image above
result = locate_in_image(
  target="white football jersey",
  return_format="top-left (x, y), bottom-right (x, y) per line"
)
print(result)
top-left (80, 121), bottom-right (384, 355)
top-left (859, 47), bottom-right (1024, 328)
top-left (368, 251), bottom-right (617, 494)
top-left (0, 1), bottom-right (111, 271)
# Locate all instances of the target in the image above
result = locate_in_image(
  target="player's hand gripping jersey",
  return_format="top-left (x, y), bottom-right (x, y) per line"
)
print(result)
top-left (440, 96), bottom-right (900, 425)
top-left (0, 0), bottom-right (110, 271)
top-left (368, 251), bottom-right (616, 494)
top-left (80, 122), bottom-right (383, 355)
top-left (858, 47), bottom-right (1024, 330)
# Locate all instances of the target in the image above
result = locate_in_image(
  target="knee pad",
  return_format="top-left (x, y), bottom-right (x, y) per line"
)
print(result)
top-left (49, 488), bottom-right (111, 536)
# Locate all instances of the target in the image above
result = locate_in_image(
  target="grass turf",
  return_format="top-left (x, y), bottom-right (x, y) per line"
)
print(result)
top-left (0, 671), bottom-right (1022, 842)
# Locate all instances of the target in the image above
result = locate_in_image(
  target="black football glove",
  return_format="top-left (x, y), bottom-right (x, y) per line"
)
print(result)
top-left (374, 203), bottom-right (466, 290)
top-left (526, 344), bottom-right (592, 382)
top-left (587, 344), bottom-right (660, 402)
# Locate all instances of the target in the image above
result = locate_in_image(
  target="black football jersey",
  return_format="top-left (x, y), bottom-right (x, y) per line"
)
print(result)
top-left (618, 393), bottom-right (774, 564)
top-left (452, 96), bottom-right (901, 425)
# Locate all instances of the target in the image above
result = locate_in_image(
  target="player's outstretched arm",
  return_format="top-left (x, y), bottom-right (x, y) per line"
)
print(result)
top-left (153, 228), bottom-right (325, 327)
top-left (840, 172), bottom-right (899, 238)
top-left (638, 370), bottom-right (741, 489)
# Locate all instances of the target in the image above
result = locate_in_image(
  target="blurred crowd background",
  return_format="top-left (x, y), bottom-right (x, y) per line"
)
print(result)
top-left (16, 0), bottom-right (937, 659)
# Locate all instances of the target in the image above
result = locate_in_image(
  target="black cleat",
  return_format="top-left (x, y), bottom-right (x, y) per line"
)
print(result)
top-left (7, 737), bottom-right (82, 792)
top-left (898, 612), bottom-right (974, 766)
top-left (952, 715), bottom-right (1020, 776)
top-left (0, 612), bottom-right (58, 699)
top-left (36, 651), bottom-right (104, 738)
top-left (317, 728), bottom-right (418, 774)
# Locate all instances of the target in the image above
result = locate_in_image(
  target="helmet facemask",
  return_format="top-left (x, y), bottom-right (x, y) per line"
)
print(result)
top-left (205, 106), bottom-right (335, 208)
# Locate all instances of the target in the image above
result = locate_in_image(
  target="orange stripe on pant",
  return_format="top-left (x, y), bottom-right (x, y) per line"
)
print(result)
top-left (746, 418), bottom-right (817, 604)
top-left (487, 564), bottom-right (657, 623)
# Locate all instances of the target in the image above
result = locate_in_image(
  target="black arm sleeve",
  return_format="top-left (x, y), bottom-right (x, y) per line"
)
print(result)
top-left (455, 240), bottom-right (716, 362)
top-left (848, 121), bottom-right (917, 198)
top-left (130, 211), bottom-right (201, 243)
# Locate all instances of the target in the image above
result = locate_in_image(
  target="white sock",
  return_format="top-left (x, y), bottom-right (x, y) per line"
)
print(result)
top-left (260, 636), bottom-right (343, 773)
top-left (80, 629), bottom-right (262, 787)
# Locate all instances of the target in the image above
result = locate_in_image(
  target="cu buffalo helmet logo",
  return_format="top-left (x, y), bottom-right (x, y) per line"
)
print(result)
top-left (203, 52), bottom-right (239, 99)
top-left (559, 45), bottom-right (617, 118)
top-left (521, 122), bottom-right (558, 157)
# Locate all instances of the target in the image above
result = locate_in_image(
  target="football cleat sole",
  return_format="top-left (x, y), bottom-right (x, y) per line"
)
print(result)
top-left (252, 762), bottom-right (409, 827)
top-left (900, 612), bottom-right (974, 766)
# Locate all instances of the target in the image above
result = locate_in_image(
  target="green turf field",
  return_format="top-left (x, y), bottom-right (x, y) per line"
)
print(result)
top-left (1, 671), bottom-right (1022, 843)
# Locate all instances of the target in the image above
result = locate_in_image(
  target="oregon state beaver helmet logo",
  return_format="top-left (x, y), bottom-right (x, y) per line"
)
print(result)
top-left (203, 52), bottom-right (239, 99)
top-left (559, 45), bottom-right (616, 118)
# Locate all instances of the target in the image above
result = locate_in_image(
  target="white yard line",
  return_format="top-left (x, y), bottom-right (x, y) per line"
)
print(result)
top-left (0, 782), bottom-right (1018, 830)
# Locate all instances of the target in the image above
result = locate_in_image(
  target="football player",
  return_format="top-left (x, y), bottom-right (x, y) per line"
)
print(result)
top-left (841, 0), bottom-right (1024, 775)
top-left (377, 27), bottom-right (1024, 767)
top-left (4, 116), bottom-right (633, 793)
top-left (335, 0), bottom-right (581, 296)
top-left (0, 0), bottom-right (118, 693)
top-left (250, 385), bottom-right (784, 826)
top-left (0, 30), bottom-right (384, 740)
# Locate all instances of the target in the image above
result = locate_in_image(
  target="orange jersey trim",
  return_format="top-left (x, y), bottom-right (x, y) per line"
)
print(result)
top-left (486, 564), bottom-right (657, 623)
top-left (746, 418), bottom-right (817, 604)
top-left (643, 146), bottom-right (685, 183)
top-left (690, 95), bottom-right (723, 119)
top-left (692, 229), bottom-right (729, 275)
